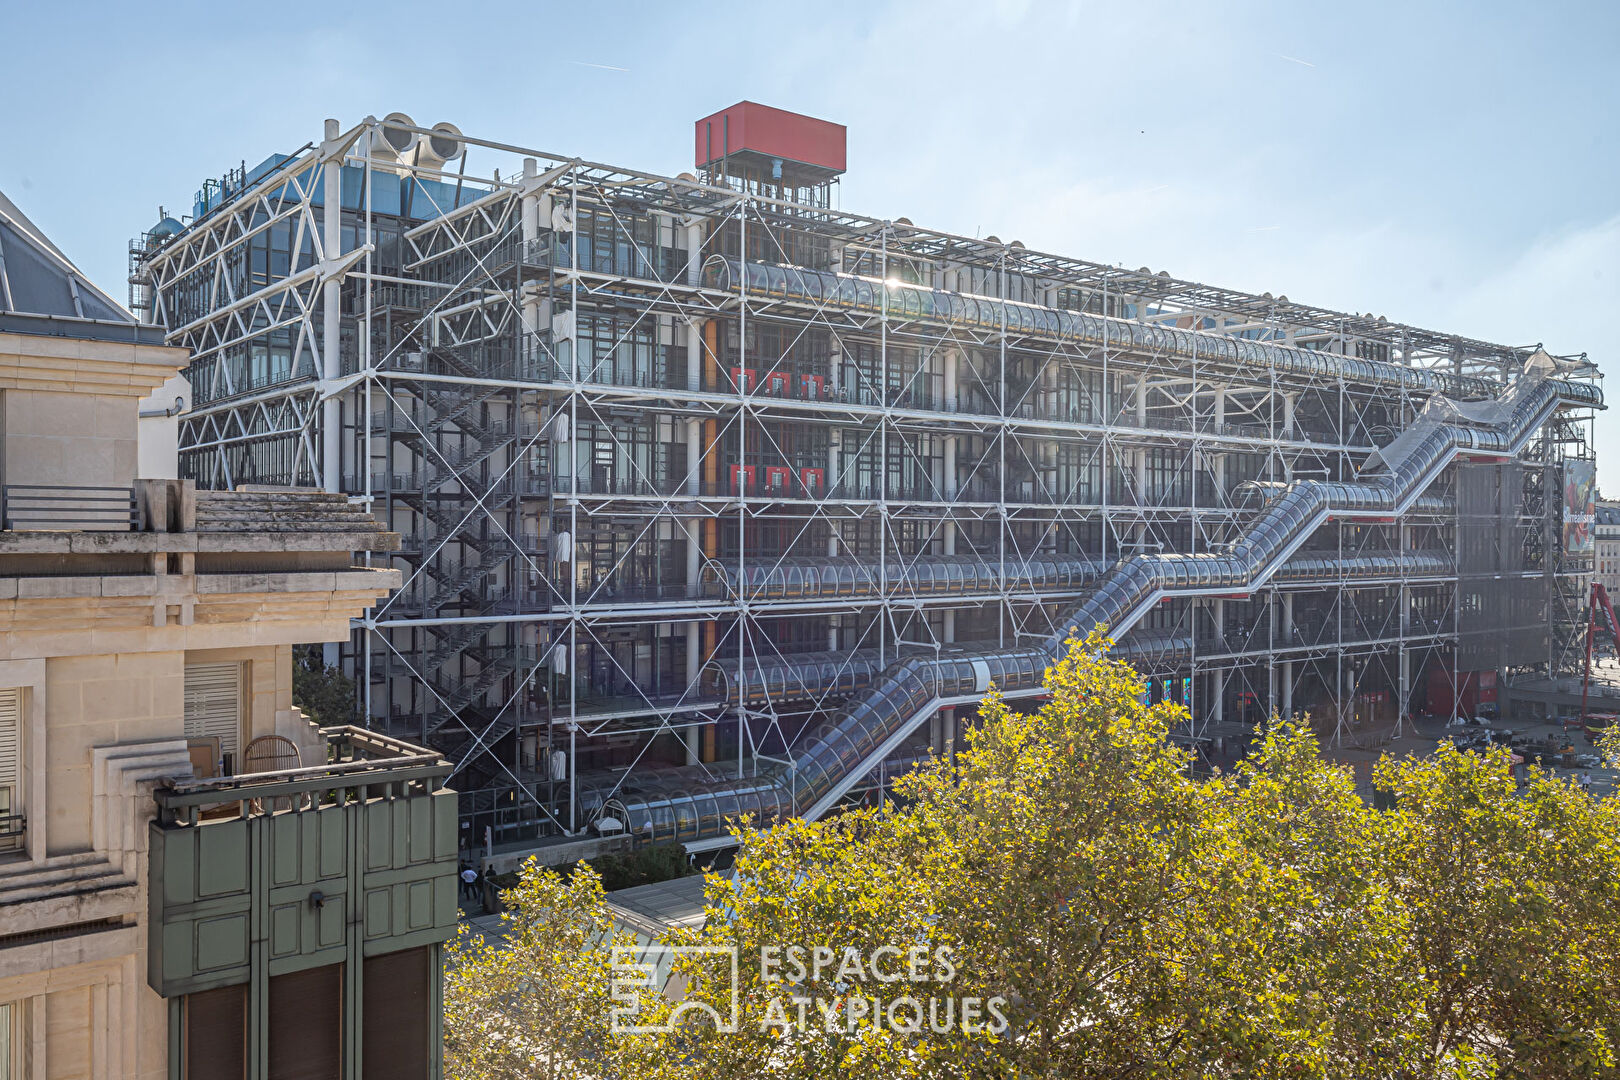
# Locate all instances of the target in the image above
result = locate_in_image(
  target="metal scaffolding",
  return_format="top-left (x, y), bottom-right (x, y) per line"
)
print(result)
top-left (129, 112), bottom-right (1603, 849)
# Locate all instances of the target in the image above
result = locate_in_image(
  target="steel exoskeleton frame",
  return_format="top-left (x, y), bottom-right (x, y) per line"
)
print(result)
top-left (131, 114), bottom-right (1601, 846)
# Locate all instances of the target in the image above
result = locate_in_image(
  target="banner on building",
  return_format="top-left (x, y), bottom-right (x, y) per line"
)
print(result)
top-left (1564, 460), bottom-right (1597, 555)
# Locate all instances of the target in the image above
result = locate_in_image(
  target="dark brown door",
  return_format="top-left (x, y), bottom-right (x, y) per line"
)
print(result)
top-left (184, 984), bottom-right (246, 1079)
top-left (269, 963), bottom-right (342, 1080)
top-left (363, 947), bottom-right (431, 1080)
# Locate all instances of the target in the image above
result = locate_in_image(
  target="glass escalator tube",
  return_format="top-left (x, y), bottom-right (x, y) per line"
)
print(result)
top-left (711, 258), bottom-right (1533, 398)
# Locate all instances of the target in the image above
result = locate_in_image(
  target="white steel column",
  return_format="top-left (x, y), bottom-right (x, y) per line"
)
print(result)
top-left (827, 521), bottom-right (841, 652)
top-left (320, 119), bottom-right (343, 669)
top-left (828, 430), bottom-right (841, 497)
top-left (1281, 591), bottom-right (1295, 718)
top-left (321, 117), bottom-right (343, 493)
top-left (1134, 375), bottom-right (1148, 545)
top-left (684, 219), bottom-right (705, 287)
top-left (942, 347), bottom-right (958, 557)
top-left (685, 419), bottom-right (701, 496)
top-left (686, 318), bottom-right (704, 392)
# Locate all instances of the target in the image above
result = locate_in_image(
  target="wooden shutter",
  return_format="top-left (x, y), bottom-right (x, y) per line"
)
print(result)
top-left (0, 690), bottom-right (18, 849)
top-left (184, 984), bottom-right (245, 1080)
top-left (363, 947), bottom-right (430, 1079)
top-left (0, 690), bottom-right (18, 796)
top-left (268, 963), bottom-right (342, 1080)
top-left (184, 663), bottom-right (242, 771)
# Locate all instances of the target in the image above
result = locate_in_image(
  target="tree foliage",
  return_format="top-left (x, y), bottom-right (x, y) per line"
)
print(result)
top-left (446, 631), bottom-right (1620, 1079)
top-left (292, 647), bottom-right (357, 727)
top-left (445, 864), bottom-right (654, 1080)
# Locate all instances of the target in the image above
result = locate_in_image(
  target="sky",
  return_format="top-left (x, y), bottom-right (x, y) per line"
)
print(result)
top-left (4, 0), bottom-right (1616, 484)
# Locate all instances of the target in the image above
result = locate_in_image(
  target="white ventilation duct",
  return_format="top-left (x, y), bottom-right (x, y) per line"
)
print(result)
top-left (368, 112), bottom-right (420, 171)
top-left (413, 122), bottom-right (465, 171)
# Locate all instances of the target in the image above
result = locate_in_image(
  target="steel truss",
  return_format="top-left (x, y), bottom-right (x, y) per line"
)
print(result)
top-left (130, 115), bottom-right (1601, 846)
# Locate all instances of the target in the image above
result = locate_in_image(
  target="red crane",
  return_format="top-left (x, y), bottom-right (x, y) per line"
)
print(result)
top-left (1579, 581), bottom-right (1620, 726)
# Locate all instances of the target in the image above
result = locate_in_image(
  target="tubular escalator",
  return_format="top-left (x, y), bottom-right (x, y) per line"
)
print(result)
top-left (601, 359), bottom-right (1600, 844)
top-left (702, 553), bottom-right (1107, 603)
top-left (705, 256), bottom-right (1508, 400)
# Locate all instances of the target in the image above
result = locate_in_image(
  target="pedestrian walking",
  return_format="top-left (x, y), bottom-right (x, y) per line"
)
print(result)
top-left (459, 863), bottom-right (479, 904)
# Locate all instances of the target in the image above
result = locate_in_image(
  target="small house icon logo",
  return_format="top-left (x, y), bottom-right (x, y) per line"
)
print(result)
top-left (609, 945), bottom-right (740, 1034)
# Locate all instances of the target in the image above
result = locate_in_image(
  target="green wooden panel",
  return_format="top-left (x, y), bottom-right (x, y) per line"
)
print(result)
top-left (407, 881), bottom-right (433, 931)
top-left (149, 787), bottom-right (458, 999)
top-left (408, 795), bottom-right (433, 864)
top-left (195, 913), bottom-right (250, 972)
top-left (159, 828), bottom-right (195, 906)
top-left (270, 814), bottom-right (301, 886)
top-left (364, 888), bottom-right (391, 939)
top-left (364, 801), bottom-right (391, 873)
top-left (318, 891), bottom-right (345, 947)
top-left (196, 819), bottom-right (248, 897)
top-left (317, 807), bottom-right (346, 879)
top-left (270, 903), bottom-right (300, 958)
top-left (433, 791), bottom-right (457, 859)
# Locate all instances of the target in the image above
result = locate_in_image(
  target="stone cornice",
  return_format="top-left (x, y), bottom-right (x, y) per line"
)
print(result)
top-left (0, 574), bottom-right (399, 658)
top-left (0, 330), bottom-right (187, 397)
top-left (0, 530), bottom-right (399, 555)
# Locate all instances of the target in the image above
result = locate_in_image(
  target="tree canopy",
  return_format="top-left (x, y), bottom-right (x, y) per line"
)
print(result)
top-left (447, 631), bottom-right (1620, 1079)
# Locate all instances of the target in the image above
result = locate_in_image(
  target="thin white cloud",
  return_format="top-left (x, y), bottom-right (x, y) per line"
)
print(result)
top-left (1438, 215), bottom-right (1620, 487)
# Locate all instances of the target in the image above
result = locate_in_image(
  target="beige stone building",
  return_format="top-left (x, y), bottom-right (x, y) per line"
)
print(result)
top-left (1596, 500), bottom-right (1620, 600)
top-left (0, 193), bottom-right (452, 1079)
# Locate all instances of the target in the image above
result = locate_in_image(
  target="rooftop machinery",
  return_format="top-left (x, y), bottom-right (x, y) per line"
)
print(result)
top-left (130, 104), bottom-right (1603, 848)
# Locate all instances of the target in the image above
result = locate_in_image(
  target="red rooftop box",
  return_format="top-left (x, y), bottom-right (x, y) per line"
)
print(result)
top-left (694, 102), bottom-right (846, 176)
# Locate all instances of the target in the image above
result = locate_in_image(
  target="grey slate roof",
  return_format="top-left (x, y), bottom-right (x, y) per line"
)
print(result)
top-left (0, 188), bottom-right (165, 343)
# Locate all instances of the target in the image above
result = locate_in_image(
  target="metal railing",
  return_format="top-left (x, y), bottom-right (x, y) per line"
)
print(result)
top-left (0, 485), bottom-right (138, 532)
top-left (0, 809), bottom-right (24, 853)
top-left (152, 725), bottom-right (450, 825)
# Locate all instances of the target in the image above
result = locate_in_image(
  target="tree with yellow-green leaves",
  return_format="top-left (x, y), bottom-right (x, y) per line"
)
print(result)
top-left (446, 631), bottom-right (1620, 1079)
top-left (443, 863), bottom-right (656, 1080)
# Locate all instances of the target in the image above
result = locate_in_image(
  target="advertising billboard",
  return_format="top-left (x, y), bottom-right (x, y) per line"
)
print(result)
top-left (1564, 460), bottom-right (1597, 555)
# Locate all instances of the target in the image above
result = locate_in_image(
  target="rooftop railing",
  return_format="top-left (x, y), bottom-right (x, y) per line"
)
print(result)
top-left (152, 725), bottom-right (450, 827)
top-left (0, 485), bottom-right (140, 531)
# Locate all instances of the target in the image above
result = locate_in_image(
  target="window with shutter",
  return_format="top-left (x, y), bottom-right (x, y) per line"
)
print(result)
top-left (0, 1001), bottom-right (12, 1080)
top-left (363, 948), bottom-right (430, 1079)
top-left (268, 963), bottom-right (342, 1080)
top-left (183, 984), bottom-right (245, 1080)
top-left (184, 663), bottom-right (243, 775)
top-left (0, 690), bottom-right (19, 853)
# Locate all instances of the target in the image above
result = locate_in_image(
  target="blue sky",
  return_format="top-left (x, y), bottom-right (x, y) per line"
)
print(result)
top-left (5, 0), bottom-right (1616, 484)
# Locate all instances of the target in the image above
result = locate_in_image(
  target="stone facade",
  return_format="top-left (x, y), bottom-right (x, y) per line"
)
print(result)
top-left (0, 299), bottom-right (412, 1075)
top-left (1596, 501), bottom-right (1620, 600)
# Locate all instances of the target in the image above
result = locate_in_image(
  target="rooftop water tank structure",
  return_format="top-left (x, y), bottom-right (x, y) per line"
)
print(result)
top-left (146, 216), bottom-right (183, 249)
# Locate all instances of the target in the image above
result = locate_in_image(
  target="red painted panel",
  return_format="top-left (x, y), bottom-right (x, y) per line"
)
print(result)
top-left (695, 101), bottom-right (847, 173)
